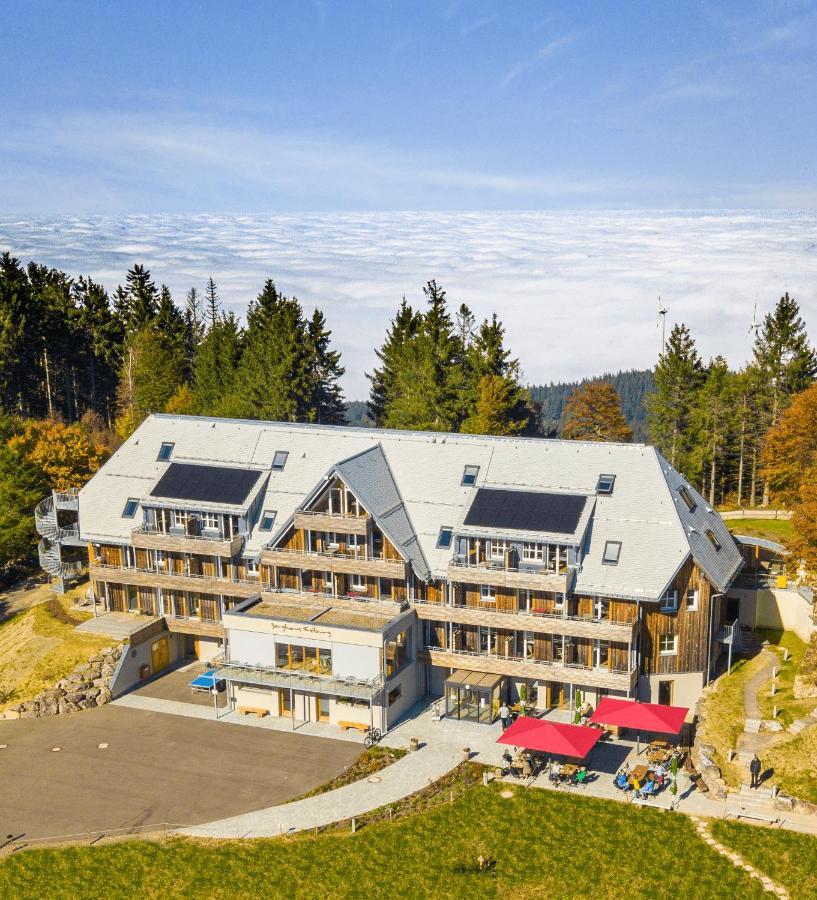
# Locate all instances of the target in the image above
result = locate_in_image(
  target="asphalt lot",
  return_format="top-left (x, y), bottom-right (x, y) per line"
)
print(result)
top-left (0, 705), bottom-right (361, 840)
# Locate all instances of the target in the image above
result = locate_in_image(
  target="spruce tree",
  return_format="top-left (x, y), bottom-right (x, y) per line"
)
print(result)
top-left (306, 309), bottom-right (346, 425)
top-left (184, 287), bottom-right (205, 370)
top-left (193, 312), bottom-right (243, 416)
top-left (367, 298), bottom-right (421, 426)
top-left (689, 357), bottom-right (736, 504)
top-left (752, 293), bottom-right (817, 505)
top-left (204, 277), bottom-right (220, 330)
top-left (226, 280), bottom-right (312, 422)
top-left (114, 264), bottom-right (160, 335)
top-left (647, 323), bottom-right (704, 474)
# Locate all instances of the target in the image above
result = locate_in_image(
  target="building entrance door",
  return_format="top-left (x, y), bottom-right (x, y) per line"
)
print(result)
top-left (316, 695), bottom-right (330, 722)
top-left (546, 681), bottom-right (566, 709)
top-left (151, 636), bottom-right (170, 674)
top-left (658, 680), bottom-right (674, 705)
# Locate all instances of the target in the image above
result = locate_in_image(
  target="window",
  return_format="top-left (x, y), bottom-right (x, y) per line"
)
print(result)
top-left (461, 465), bottom-right (480, 486)
top-left (385, 628), bottom-right (409, 676)
top-left (157, 442), bottom-right (174, 461)
top-left (246, 558), bottom-right (259, 577)
top-left (552, 635), bottom-right (564, 661)
top-left (436, 526), bottom-right (453, 549)
top-left (686, 587), bottom-right (699, 611)
top-left (172, 510), bottom-right (186, 528)
top-left (259, 509), bottom-right (276, 531)
top-left (201, 511), bottom-right (219, 530)
top-left (554, 592), bottom-right (565, 610)
top-left (678, 486), bottom-right (696, 512)
top-left (388, 685), bottom-right (402, 706)
top-left (660, 589), bottom-right (679, 612)
top-left (659, 634), bottom-right (678, 655)
top-left (602, 541), bottom-right (621, 565)
top-left (596, 474), bottom-right (616, 495)
top-left (350, 577), bottom-right (367, 592)
top-left (275, 643), bottom-right (331, 674)
top-left (272, 450), bottom-right (289, 471)
top-left (480, 584), bottom-right (496, 603)
top-left (487, 539), bottom-right (508, 560)
top-left (122, 498), bottom-right (139, 518)
top-left (522, 542), bottom-right (543, 562)
top-left (706, 529), bottom-right (722, 551)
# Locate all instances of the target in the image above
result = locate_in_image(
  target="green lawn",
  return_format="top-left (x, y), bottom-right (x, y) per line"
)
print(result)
top-left (0, 782), bottom-right (767, 900)
top-left (713, 820), bottom-right (817, 900)
top-left (757, 630), bottom-right (813, 728)
top-left (725, 517), bottom-right (792, 543)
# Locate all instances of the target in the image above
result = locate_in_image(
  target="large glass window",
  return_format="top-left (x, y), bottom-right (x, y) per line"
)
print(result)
top-left (275, 643), bottom-right (332, 674)
top-left (522, 542), bottom-right (543, 562)
top-left (201, 511), bottom-right (219, 531)
top-left (385, 628), bottom-right (409, 677)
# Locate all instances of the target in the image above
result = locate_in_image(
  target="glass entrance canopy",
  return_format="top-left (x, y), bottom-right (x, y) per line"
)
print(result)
top-left (445, 669), bottom-right (505, 724)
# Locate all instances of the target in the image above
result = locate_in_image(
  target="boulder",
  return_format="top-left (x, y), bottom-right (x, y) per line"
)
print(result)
top-left (75, 663), bottom-right (91, 674)
top-left (85, 686), bottom-right (101, 699)
top-left (793, 676), bottom-right (817, 699)
top-left (2, 709), bottom-right (20, 720)
top-left (84, 697), bottom-right (97, 709)
top-left (98, 687), bottom-right (112, 705)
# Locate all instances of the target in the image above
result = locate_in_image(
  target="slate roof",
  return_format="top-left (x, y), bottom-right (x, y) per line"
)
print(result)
top-left (77, 414), bottom-right (744, 601)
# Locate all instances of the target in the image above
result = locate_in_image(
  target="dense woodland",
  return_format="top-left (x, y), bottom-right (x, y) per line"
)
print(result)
top-left (1, 250), bottom-right (816, 579)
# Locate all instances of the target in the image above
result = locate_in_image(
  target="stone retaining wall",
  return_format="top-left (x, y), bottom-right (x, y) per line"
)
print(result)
top-left (1, 645), bottom-right (123, 720)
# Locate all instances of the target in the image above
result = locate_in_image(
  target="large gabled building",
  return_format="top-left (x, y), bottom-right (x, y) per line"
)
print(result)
top-left (69, 413), bottom-right (743, 731)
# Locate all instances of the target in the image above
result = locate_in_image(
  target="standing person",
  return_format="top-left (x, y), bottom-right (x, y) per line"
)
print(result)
top-left (750, 753), bottom-right (762, 789)
top-left (498, 701), bottom-right (511, 730)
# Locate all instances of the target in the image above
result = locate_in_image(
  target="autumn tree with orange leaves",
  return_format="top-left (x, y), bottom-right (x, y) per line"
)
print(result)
top-left (563, 382), bottom-right (634, 443)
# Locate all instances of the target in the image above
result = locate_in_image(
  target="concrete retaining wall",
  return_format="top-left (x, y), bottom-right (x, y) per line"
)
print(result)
top-left (729, 587), bottom-right (815, 643)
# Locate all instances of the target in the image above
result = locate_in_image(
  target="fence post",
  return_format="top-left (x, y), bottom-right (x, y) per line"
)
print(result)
top-left (351, 817), bottom-right (356, 833)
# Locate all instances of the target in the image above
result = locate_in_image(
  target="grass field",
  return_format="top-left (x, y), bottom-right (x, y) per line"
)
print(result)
top-left (725, 517), bottom-right (792, 543)
top-left (713, 820), bottom-right (817, 900)
top-left (699, 654), bottom-right (767, 786)
top-left (0, 782), bottom-right (770, 900)
top-left (0, 588), bottom-right (115, 712)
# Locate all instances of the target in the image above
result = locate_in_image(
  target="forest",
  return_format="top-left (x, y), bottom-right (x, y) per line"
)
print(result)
top-left (0, 250), bottom-right (815, 580)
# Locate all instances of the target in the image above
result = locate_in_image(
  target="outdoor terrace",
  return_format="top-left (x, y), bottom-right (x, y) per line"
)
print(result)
top-left (261, 546), bottom-right (407, 580)
top-left (131, 524), bottom-right (244, 557)
top-left (447, 558), bottom-right (572, 594)
top-left (293, 509), bottom-right (371, 536)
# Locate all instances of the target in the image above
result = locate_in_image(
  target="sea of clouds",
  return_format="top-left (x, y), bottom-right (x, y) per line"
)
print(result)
top-left (1, 211), bottom-right (815, 398)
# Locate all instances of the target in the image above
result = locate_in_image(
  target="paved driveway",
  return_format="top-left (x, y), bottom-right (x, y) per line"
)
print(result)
top-left (0, 705), bottom-right (361, 840)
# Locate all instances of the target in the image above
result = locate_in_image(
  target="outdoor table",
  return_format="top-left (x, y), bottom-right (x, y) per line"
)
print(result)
top-left (560, 764), bottom-right (579, 780)
top-left (628, 764), bottom-right (650, 786)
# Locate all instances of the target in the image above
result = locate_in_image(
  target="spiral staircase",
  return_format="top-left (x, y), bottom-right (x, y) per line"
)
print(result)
top-left (34, 489), bottom-right (86, 593)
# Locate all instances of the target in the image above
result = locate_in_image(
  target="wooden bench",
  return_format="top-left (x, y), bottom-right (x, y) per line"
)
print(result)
top-left (725, 798), bottom-right (781, 826)
top-left (237, 705), bottom-right (269, 719)
top-left (338, 720), bottom-right (368, 733)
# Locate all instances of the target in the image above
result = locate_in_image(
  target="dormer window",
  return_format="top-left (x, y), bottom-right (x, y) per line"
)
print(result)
top-left (706, 529), bottom-right (722, 551)
top-left (157, 442), bottom-right (174, 461)
top-left (596, 474), bottom-right (616, 495)
top-left (678, 486), bottom-right (696, 512)
top-left (437, 527), bottom-right (453, 549)
top-left (660, 589), bottom-right (679, 612)
top-left (272, 450), bottom-right (289, 471)
top-left (461, 465), bottom-right (479, 486)
top-left (602, 540), bottom-right (621, 565)
top-left (259, 510), bottom-right (276, 532)
top-left (122, 498), bottom-right (139, 518)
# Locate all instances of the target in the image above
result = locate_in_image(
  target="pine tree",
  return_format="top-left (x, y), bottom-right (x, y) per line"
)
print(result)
top-left (306, 309), bottom-right (346, 424)
top-left (647, 323), bottom-right (704, 473)
top-left (204, 277), bottom-right (220, 330)
top-left (114, 265), bottom-right (160, 335)
top-left (562, 381), bottom-right (634, 443)
top-left (752, 293), bottom-right (817, 505)
top-left (184, 287), bottom-right (205, 370)
top-left (461, 374), bottom-right (535, 436)
top-left (225, 280), bottom-right (313, 422)
top-left (193, 312), bottom-right (243, 416)
top-left (689, 357), bottom-right (736, 504)
top-left (367, 297), bottom-right (421, 426)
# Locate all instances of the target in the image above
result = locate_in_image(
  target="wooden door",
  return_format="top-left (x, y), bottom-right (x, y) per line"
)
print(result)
top-left (316, 695), bottom-right (330, 722)
top-left (151, 637), bottom-right (170, 673)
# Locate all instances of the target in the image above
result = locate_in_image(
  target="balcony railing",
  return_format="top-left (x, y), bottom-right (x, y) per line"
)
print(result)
top-left (261, 546), bottom-right (407, 578)
top-left (426, 644), bottom-right (629, 675)
top-left (269, 586), bottom-right (409, 613)
top-left (293, 509), bottom-right (371, 536)
top-left (210, 658), bottom-right (385, 701)
top-left (88, 561), bottom-right (261, 598)
top-left (447, 557), bottom-right (572, 592)
top-left (131, 525), bottom-right (244, 557)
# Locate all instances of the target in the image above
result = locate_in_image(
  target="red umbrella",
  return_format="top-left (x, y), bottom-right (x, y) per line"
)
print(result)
top-left (588, 697), bottom-right (688, 734)
top-left (496, 717), bottom-right (602, 759)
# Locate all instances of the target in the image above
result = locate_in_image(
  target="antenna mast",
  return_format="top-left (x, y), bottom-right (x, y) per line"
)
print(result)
top-left (657, 294), bottom-right (668, 357)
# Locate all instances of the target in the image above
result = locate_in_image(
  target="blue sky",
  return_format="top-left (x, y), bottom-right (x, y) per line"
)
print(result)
top-left (2, 0), bottom-right (817, 212)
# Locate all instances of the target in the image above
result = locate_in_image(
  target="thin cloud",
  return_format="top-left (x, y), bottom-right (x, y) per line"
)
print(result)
top-left (500, 35), bottom-right (575, 88)
top-left (460, 12), bottom-right (497, 37)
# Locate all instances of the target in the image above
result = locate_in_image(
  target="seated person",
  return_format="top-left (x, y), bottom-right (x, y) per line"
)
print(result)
top-left (637, 779), bottom-right (655, 799)
top-left (550, 761), bottom-right (563, 782)
top-left (575, 767), bottom-right (589, 784)
top-left (614, 771), bottom-right (629, 790)
top-left (520, 758), bottom-right (533, 778)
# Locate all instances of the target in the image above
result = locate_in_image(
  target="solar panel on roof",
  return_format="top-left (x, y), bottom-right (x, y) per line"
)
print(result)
top-left (149, 463), bottom-right (261, 506)
top-left (463, 488), bottom-right (586, 535)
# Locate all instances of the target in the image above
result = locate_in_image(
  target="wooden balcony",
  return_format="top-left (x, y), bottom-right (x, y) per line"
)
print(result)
top-left (446, 559), bottom-right (570, 593)
top-left (261, 547), bottom-right (407, 580)
top-left (413, 600), bottom-right (636, 642)
top-left (131, 526), bottom-right (244, 558)
top-left (88, 563), bottom-right (261, 600)
top-left (165, 617), bottom-right (225, 639)
top-left (259, 588), bottom-right (409, 617)
top-left (293, 510), bottom-right (371, 536)
top-left (418, 647), bottom-right (636, 692)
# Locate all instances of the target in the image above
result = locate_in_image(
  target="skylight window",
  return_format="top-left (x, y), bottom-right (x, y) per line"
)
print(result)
top-left (462, 465), bottom-right (480, 486)
top-left (602, 540), bottom-right (622, 565)
top-left (121, 498), bottom-right (139, 518)
top-left (259, 510), bottom-right (276, 532)
top-left (678, 485), bottom-right (697, 512)
top-left (272, 450), bottom-right (289, 471)
top-left (157, 442), bottom-right (174, 461)
top-left (706, 529), bottom-right (722, 551)
top-left (437, 526), bottom-right (453, 549)
top-left (596, 474), bottom-right (616, 495)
